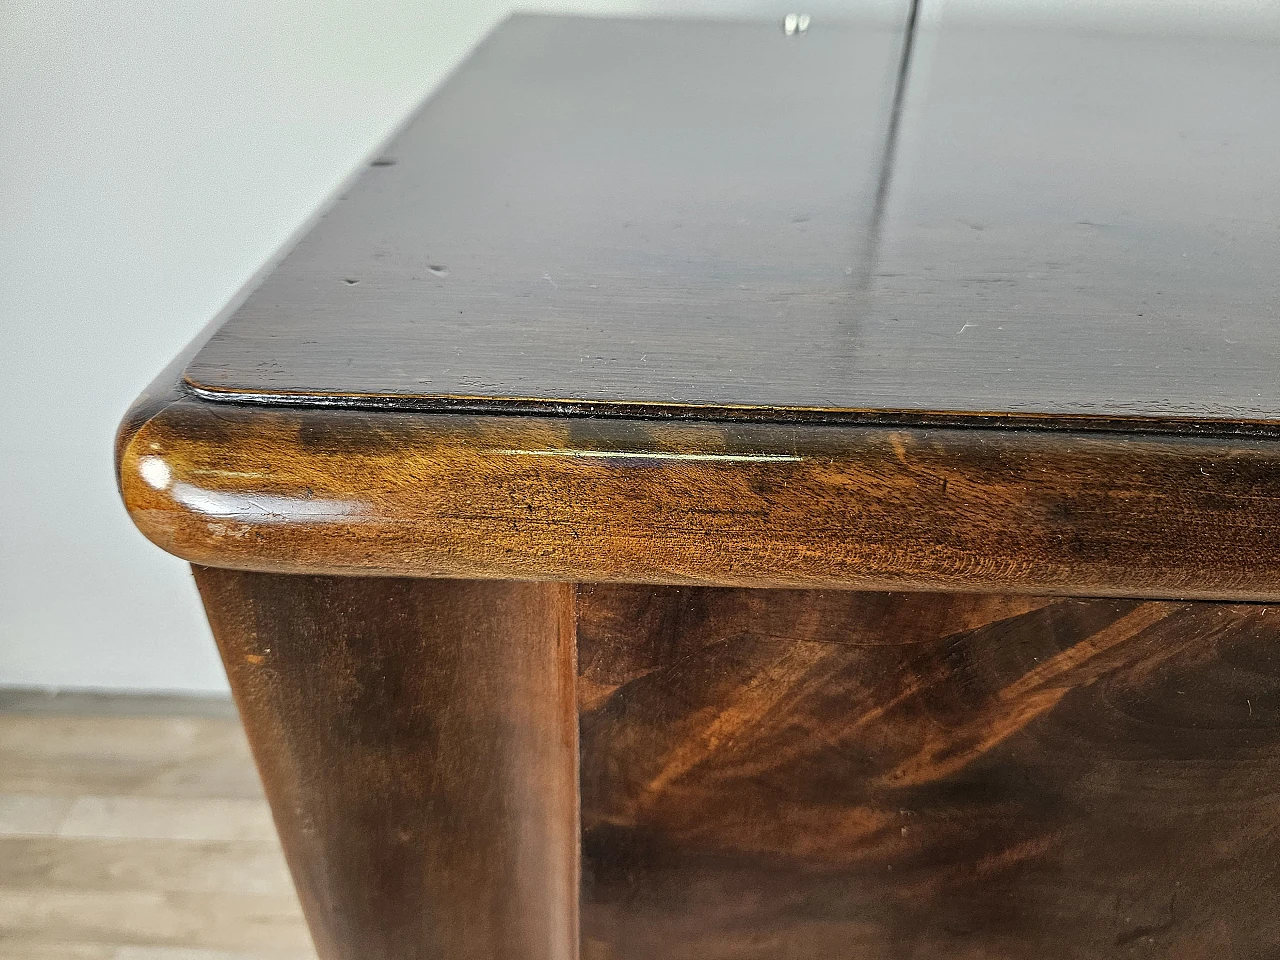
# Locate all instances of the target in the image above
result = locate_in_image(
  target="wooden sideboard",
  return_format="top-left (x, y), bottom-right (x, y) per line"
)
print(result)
top-left (119, 14), bottom-right (1280, 959)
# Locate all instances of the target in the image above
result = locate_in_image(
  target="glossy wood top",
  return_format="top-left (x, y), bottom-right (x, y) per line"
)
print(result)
top-left (184, 15), bottom-right (1280, 433)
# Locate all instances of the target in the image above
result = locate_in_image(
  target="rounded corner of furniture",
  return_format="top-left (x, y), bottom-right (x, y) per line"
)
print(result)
top-left (115, 395), bottom-right (192, 560)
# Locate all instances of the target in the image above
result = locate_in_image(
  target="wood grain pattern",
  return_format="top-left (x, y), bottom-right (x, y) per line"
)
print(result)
top-left (577, 585), bottom-right (1280, 958)
top-left (120, 397), bottom-right (1280, 600)
top-left (193, 570), bottom-right (578, 960)
top-left (183, 16), bottom-right (1280, 432)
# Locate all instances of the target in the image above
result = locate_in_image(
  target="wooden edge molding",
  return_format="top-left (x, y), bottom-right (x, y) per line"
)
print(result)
top-left (117, 380), bottom-right (1280, 600)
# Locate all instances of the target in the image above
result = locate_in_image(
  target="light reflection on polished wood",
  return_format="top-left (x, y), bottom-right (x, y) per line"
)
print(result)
top-left (119, 399), bottom-right (1280, 601)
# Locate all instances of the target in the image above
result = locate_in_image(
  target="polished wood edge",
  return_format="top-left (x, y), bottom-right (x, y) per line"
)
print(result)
top-left (182, 377), bottom-right (1280, 439)
top-left (113, 111), bottom-right (404, 494)
top-left (115, 357), bottom-right (196, 500)
top-left (117, 385), bottom-right (1280, 600)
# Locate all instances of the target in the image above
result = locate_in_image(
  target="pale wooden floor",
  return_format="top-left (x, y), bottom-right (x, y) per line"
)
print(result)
top-left (0, 690), bottom-right (317, 960)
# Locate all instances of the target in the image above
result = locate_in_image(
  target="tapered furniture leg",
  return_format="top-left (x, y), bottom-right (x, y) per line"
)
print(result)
top-left (193, 569), bottom-right (578, 960)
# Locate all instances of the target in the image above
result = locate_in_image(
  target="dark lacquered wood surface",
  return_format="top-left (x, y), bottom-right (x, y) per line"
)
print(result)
top-left (195, 570), bottom-right (578, 960)
top-left (193, 574), bottom-right (1280, 959)
top-left (579, 584), bottom-right (1280, 958)
top-left (183, 15), bottom-right (1280, 431)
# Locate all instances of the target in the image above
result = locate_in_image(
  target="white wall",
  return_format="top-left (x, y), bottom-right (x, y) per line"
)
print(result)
top-left (0, 0), bottom-right (519, 693)
top-left (2, 0), bottom-right (1277, 693)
